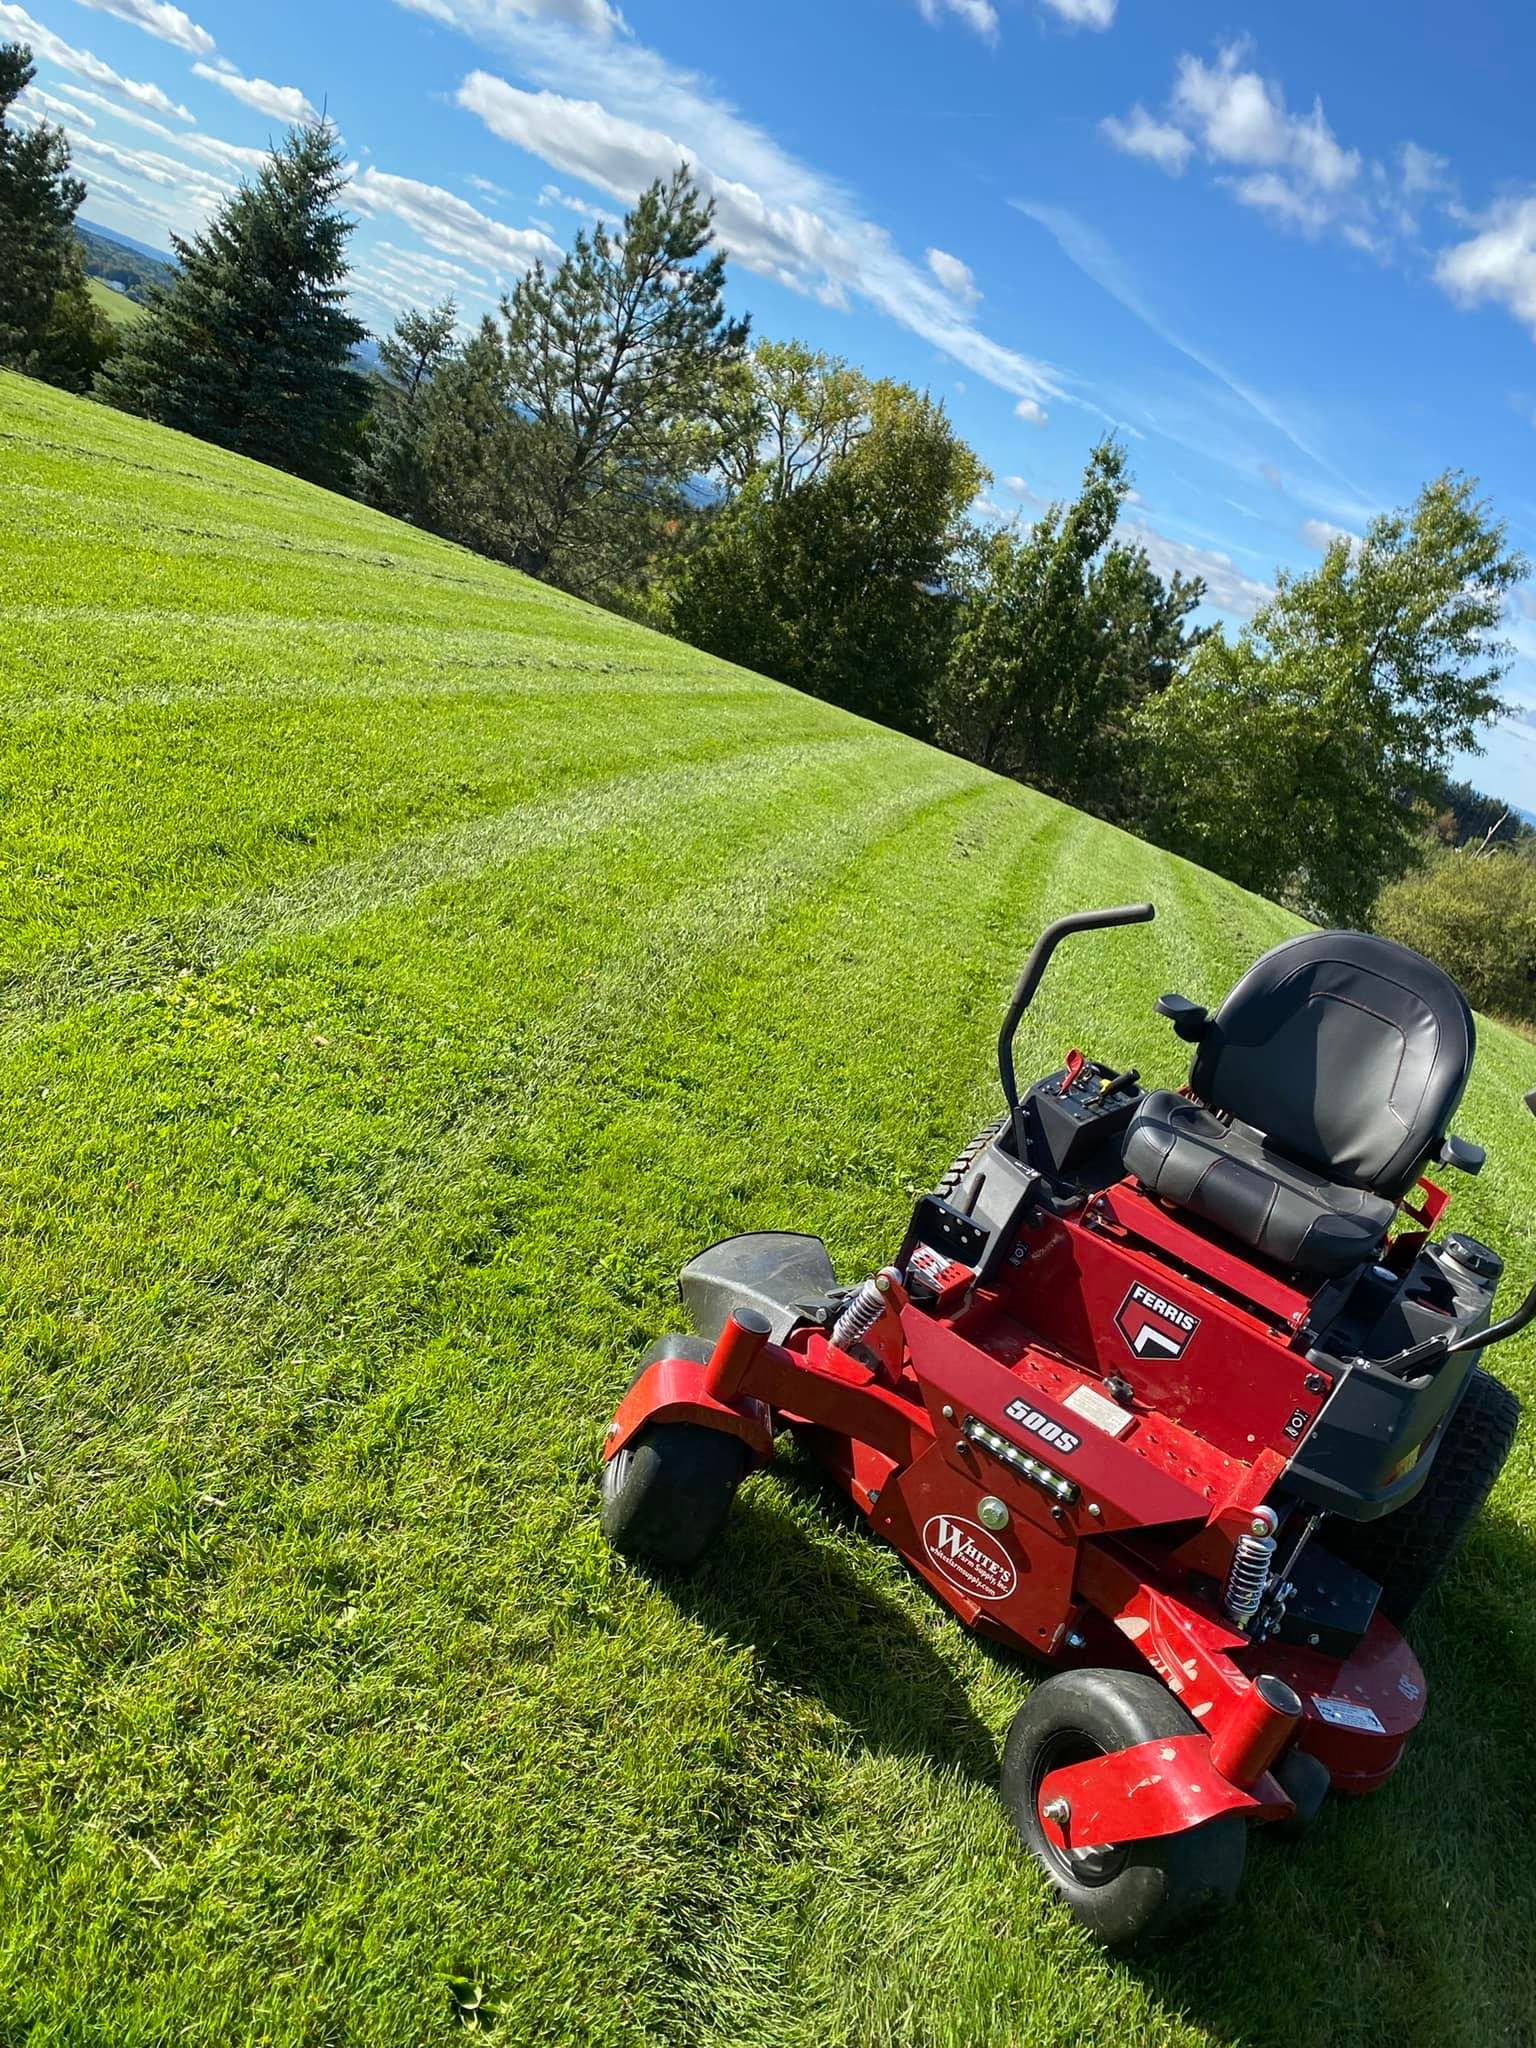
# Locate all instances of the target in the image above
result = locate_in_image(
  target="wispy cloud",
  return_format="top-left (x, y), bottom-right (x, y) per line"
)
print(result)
top-left (192, 59), bottom-right (317, 124)
top-left (0, 2), bottom-right (192, 118)
top-left (444, 40), bottom-right (1063, 409)
top-left (1040, 0), bottom-right (1115, 29)
top-left (1101, 40), bottom-right (1447, 257)
top-left (1437, 197), bottom-right (1536, 340)
top-left (1011, 198), bottom-right (1372, 503)
top-left (352, 166), bottom-right (561, 279)
top-left (68, 0), bottom-right (214, 57)
top-left (916, 0), bottom-right (999, 44)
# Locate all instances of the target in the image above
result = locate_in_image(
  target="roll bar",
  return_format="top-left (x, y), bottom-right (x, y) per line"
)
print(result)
top-left (998, 903), bottom-right (1156, 1158)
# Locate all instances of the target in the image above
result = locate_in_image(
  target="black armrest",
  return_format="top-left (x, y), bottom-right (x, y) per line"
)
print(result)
top-left (1154, 992), bottom-right (1209, 1044)
top-left (1438, 1134), bottom-right (1485, 1175)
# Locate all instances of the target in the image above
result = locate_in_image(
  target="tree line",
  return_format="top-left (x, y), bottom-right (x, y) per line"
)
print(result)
top-left (4, 46), bottom-right (1533, 1018)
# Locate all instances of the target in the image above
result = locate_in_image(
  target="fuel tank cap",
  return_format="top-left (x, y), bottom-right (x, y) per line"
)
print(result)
top-left (1441, 1233), bottom-right (1502, 1284)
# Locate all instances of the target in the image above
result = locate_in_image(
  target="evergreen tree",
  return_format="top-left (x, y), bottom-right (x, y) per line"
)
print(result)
top-left (356, 298), bottom-right (459, 522)
top-left (932, 441), bottom-right (1206, 807)
top-left (493, 166), bottom-right (749, 591)
top-left (0, 41), bottom-right (111, 386)
top-left (99, 123), bottom-right (367, 487)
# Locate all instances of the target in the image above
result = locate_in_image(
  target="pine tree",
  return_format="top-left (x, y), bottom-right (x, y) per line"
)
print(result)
top-left (356, 298), bottom-right (458, 522)
top-left (0, 41), bottom-right (106, 383)
top-left (99, 123), bottom-right (367, 487)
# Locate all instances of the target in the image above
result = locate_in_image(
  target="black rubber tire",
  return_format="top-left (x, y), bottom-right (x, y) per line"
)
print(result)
top-left (1321, 1366), bottom-right (1521, 1625)
top-left (600, 1420), bottom-right (748, 1568)
top-left (935, 1114), bottom-right (1009, 1201)
top-left (1001, 1668), bottom-right (1247, 1947)
top-left (1268, 1746), bottom-right (1331, 1842)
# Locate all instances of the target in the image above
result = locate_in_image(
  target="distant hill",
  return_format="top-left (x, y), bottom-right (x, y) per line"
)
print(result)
top-left (85, 276), bottom-right (146, 328)
top-left (76, 220), bottom-right (176, 306)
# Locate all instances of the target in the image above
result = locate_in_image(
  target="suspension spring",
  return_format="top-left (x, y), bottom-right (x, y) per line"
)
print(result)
top-left (1223, 1507), bottom-right (1278, 1630)
top-left (831, 1272), bottom-right (892, 1352)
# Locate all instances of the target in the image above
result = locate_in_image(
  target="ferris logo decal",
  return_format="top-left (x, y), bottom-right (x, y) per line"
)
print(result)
top-left (1115, 1282), bottom-right (1201, 1362)
top-left (921, 1514), bottom-right (1017, 1602)
top-left (1004, 1398), bottom-right (1080, 1456)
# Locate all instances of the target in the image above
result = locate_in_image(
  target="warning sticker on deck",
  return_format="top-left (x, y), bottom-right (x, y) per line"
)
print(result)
top-left (1062, 1381), bottom-right (1135, 1439)
top-left (1311, 1695), bottom-right (1385, 1734)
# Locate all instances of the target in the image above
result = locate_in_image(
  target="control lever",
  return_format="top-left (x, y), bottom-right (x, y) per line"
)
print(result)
top-left (1059, 1048), bottom-right (1086, 1096)
top-left (1099, 1067), bottom-right (1140, 1098)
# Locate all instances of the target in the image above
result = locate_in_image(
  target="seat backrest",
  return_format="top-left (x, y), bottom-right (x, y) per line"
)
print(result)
top-left (1190, 930), bottom-right (1475, 1199)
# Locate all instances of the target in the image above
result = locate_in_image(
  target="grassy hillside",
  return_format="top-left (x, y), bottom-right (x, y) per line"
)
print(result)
top-left (85, 276), bottom-right (147, 328)
top-left (1, 369), bottom-right (1533, 2048)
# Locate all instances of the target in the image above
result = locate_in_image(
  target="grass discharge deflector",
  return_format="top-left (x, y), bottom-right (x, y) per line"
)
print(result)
top-left (600, 905), bottom-right (1528, 1945)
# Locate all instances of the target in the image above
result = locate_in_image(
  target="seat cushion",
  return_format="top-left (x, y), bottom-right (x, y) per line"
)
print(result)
top-left (1123, 1092), bottom-right (1397, 1279)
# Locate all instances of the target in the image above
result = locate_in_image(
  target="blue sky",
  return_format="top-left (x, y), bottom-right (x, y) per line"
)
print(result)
top-left (11, 0), bottom-right (1536, 809)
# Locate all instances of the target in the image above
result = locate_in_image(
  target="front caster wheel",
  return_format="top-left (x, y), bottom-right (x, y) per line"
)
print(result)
top-left (600, 1420), bottom-right (748, 1568)
top-left (1001, 1668), bottom-right (1247, 1947)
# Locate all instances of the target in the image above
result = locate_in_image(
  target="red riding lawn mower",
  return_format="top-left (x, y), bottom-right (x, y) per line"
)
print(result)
top-left (600, 906), bottom-right (1529, 1945)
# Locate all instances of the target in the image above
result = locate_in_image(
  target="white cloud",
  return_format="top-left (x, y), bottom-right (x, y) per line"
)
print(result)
top-left (465, 171), bottom-right (511, 198)
top-left (352, 165), bottom-right (561, 278)
top-left (1040, 0), bottom-right (1115, 28)
top-left (1436, 197), bottom-right (1536, 339)
top-left (1098, 41), bottom-right (1442, 254)
top-left (60, 85), bottom-right (270, 169)
top-left (1100, 104), bottom-right (1192, 175)
top-left (539, 179), bottom-right (609, 221)
top-left (1300, 517), bottom-right (1359, 552)
top-left (396, 0), bottom-right (626, 42)
top-left (192, 59), bottom-right (317, 124)
top-left (0, 3), bottom-right (192, 118)
top-left (70, 0), bottom-right (214, 57)
top-left (68, 128), bottom-right (232, 203)
top-left (1171, 45), bottom-right (1358, 191)
top-left (1226, 170), bottom-right (1333, 236)
top-left (926, 245), bottom-right (979, 306)
top-left (18, 82), bottom-right (95, 125)
top-left (450, 59), bottom-right (1061, 409)
top-left (916, 0), bottom-right (999, 41)
top-left (1398, 140), bottom-right (1451, 199)
top-left (1014, 395), bottom-right (1048, 424)
top-left (1124, 518), bottom-right (1272, 618)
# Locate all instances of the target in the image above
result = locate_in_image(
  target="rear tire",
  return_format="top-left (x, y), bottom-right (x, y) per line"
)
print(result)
top-left (600, 1421), bottom-right (748, 1568)
top-left (1322, 1366), bottom-right (1520, 1625)
top-left (1000, 1668), bottom-right (1247, 1947)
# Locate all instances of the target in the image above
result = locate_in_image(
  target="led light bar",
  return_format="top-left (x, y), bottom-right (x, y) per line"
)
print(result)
top-left (963, 1416), bottom-right (1080, 1504)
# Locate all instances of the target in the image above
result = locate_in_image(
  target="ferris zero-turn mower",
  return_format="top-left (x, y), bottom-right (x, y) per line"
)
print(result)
top-left (599, 907), bottom-right (1530, 1944)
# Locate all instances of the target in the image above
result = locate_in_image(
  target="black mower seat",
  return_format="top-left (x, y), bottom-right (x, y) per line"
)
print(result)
top-left (1123, 929), bottom-right (1476, 1281)
top-left (1123, 1093), bottom-right (1398, 1278)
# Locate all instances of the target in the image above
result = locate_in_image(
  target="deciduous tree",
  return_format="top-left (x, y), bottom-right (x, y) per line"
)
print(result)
top-left (1138, 474), bottom-right (1524, 925)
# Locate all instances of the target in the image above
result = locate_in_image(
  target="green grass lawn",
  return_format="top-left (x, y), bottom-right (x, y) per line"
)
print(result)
top-left (1, 369), bottom-right (1534, 2048)
top-left (84, 277), bottom-right (148, 327)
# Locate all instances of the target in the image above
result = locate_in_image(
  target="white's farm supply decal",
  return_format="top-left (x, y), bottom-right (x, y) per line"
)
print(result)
top-left (1115, 1282), bottom-right (1201, 1362)
top-left (921, 1514), bottom-right (1017, 1601)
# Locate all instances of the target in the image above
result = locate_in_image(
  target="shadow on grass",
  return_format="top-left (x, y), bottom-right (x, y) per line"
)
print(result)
top-left (1123, 1508), bottom-right (1536, 2048)
top-left (659, 1454), bottom-right (1003, 1791)
top-left (644, 1443), bottom-right (1536, 2048)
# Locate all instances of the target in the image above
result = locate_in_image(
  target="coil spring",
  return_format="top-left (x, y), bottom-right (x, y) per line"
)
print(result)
top-left (831, 1275), bottom-right (888, 1352)
top-left (1223, 1523), bottom-right (1277, 1628)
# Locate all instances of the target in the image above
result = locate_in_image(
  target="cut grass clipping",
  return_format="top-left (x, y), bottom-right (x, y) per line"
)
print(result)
top-left (1, 369), bottom-right (1534, 2048)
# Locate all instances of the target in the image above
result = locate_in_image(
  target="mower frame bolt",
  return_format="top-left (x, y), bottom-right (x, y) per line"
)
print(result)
top-left (606, 1423), bottom-right (618, 1438)
top-left (941, 1404), bottom-right (955, 1422)
top-left (867, 1490), bottom-right (880, 1507)
top-left (976, 1495), bottom-right (1009, 1532)
top-left (1308, 1632), bottom-right (1321, 1646)
top-left (1042, 1797), bottom-right (1070, 1826)
top-left (1065, 1629), bottom-right (1086, 1650)
top-left (1087, 1503), bottom-right (1102, 1518)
